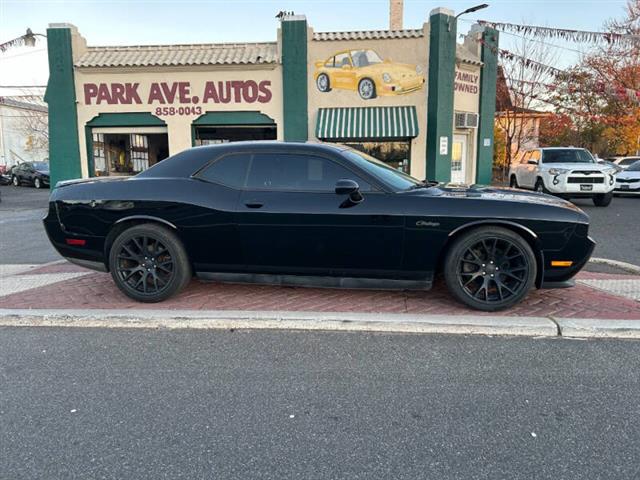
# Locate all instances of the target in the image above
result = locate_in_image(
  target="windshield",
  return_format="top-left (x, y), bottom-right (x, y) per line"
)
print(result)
top-left (351, 50), bottom-right (383, 68)
top-left (627, 160), bottom-right (640, 172)
top-left (542, 149), bottom-right (595, 164)
top-left (32, 162), bottom-right (49, 170)
top-left (341, 148), bottom-right (422, 191)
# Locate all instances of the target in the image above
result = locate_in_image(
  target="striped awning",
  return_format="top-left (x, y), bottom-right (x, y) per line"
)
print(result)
top-left (315, 106), bottom-right (419, 140)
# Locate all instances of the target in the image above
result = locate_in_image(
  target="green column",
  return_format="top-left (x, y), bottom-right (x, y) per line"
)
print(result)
top-left (281, 15), bottom-right (308, 141)
top-left (44, 25), bottom-right (82, 187)
top-left (426, 8), bottom-right (457, 182)
top-left (475, 26), bottom-right (499, 185)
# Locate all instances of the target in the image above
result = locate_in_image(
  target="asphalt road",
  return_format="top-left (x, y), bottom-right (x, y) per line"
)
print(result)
top-left (0, 184), bottom-right (638, 265)
top-left (0, 327), bottom-right (639, 479)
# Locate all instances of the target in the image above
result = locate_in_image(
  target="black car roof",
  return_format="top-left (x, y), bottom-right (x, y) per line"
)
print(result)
top-left (137, 141), bottom-right (348, 178)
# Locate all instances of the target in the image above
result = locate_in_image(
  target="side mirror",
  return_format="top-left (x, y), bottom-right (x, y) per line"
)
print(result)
top-left (335, 179), bottom-right (363, 203)
top-left (527, 159), bottom-right (538, 165)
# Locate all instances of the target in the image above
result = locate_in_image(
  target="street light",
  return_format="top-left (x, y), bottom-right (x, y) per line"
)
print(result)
top-left (0, 28), bottom-right (46, 53)
top-left (448, 3), bottom-right (489, 31)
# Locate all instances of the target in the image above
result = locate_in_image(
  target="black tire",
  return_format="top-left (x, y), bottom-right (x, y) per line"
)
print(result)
top-left (444, 226), bottom-right (537, 311)
top-left (593, 192), bottom-right (613, 207)
top-left (534, 178), bottom-right (547, 193)
top-left (509, 175), bottom-right (519, 188)
top-left (358, 78), bottom-right (376, 100)
top-left (316, 73), bottom-right (331, 92)
top-left (34, 178), bottom-right (42, 189)
top-left (12, 175), bottom-right (19, 187)
top-left (109, 223), bottom-right (191, 303)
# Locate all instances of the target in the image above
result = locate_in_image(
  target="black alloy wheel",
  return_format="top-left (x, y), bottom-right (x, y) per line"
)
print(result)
top-left (509, 175), bottom-right (519, 188)
top-left (34, 178), bottom-right (42, 189)
top-left (109, 224), bottom-right (191, 302)
top-left (12, 175), bottom-right (19, 186)
top-left (444, 227), bottom-right (537, 311)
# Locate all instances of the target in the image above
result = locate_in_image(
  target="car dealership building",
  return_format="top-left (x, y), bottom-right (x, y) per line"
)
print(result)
top-left (45, 8), bottom-right (498, 187)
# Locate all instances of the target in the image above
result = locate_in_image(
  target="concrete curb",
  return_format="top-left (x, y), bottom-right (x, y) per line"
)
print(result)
top-left (553, 317), bottom-right (640, 339)
top-left (0, 309), bottom-right (559, 337)
top-left (589, 257), bottom-right (640, 275)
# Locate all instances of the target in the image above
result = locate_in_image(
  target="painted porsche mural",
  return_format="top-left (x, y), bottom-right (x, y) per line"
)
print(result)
top-left (313, 49), bottom-right (425, 100)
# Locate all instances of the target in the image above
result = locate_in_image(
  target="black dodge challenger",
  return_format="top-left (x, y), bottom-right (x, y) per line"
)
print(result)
top-left (43, 142), bottom-right (595, 311)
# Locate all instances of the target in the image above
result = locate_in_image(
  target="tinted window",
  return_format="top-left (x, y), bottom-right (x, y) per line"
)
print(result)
top-left (198, 154), bottom-right (250, 188)
top-left (627, 160), bottom-right (640, 172)
top-left (342, 149), bottom-right (421, 191)
top-left (620, 157), bottom-right (640, 166)
top-left (542, 149), bottom-right (595, 164)
top-left (246, 153), bottom-right (370, 192)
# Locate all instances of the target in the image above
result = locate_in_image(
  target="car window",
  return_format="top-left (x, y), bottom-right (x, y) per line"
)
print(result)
top-left (620, 157), bottom-right (640, 166)
top-left (324, 57), bottom-right (335, 68)
top-left (246, 153), bottom-right (371, 192)
top-left (627, 161), bottom-right (640, 172)
top-left (334, 53), bottom-right (352, 68)
top-left (542, 149), bottom-right (595, 164)
top-left (197, 153), bottom-right (251, 188)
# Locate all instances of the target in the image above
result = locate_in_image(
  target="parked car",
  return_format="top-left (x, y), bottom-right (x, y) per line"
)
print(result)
top-left (614, 160), bottom-right (640, 195)
top-left (44, 142), bottom-right (595, 311)
top-left (313, 49), bottom-right (425, 100)
top-left (0, 164), bottom-right (16, 185)
top-left (608, 156), bottom-right (640, 170)
top-left (11, 161), bottom-right (50, 188)
top-left (509, 147), bottom-right (616, 206)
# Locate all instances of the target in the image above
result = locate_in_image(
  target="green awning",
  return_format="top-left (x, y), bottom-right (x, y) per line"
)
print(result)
top-left (315, 106), bottom-right (419, 140)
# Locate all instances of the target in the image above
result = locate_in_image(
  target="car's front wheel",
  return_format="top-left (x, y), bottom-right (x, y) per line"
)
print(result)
top-left (509, 175), bottom-right (519, 188)
top-left (534, 178), bottom-right (547, 193)
top-left (109, 224), bottom-right (192, 303)
top-left (358, 78), bottom-right (376, 100)
top-left (12, 175), bottom-right (19, 187)
top-left (316, 73), bottom-right (331, 92)
top-left (593, 192), bottom-right (613, 207)
top-left (34, 178), bottom-right (42, 189)
top-left (444, 226), bottom-right (537, 311)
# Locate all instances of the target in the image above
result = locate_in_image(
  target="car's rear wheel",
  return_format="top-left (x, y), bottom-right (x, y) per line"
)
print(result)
top-left (34, 178), bottom-right (42, 189)
top-left (12, 175), bottom-right (19, 187)
top-left (358, 78), bottom-right (376, 100)
top-left (444, 227), bottom-right (537, 311)
top-left (316, 73), bottom-right (331, 92)
top-left (509, 175), bottom-right (519, 188)
top-left (593, 192), bottom-right (612, 207)
top-left (109, 224), bottom-right (191, 303)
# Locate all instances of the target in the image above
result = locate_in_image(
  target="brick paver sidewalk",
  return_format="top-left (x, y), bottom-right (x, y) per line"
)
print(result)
top-left (1, 262), bottom-right (639, 320)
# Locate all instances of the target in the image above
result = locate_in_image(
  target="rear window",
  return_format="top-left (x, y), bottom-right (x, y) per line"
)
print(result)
top-left (197, 154), bottom-right (250, 188)
top-left (542, 149), bottom-right (595, 164)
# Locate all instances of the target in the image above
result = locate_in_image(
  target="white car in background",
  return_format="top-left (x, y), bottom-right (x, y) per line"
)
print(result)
top-left (614, 160), bottom-right (640, 195)
top-left (509, 147), bottom-right (617, 207)
top-left (608, 156), bottom-right (640, 170)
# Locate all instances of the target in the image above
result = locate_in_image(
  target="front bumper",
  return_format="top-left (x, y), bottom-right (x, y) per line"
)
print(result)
top-left (545, 172), bottom-right (615, 195)
top-left (382, 77), bottom-right (425, 95)
top-left (614, 181), bottom-right (640, 193)
top-left (541, 233), bottom-right (596, 286)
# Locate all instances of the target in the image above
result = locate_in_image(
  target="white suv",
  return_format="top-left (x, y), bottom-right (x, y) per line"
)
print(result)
top-left (508, 147), bottom-right (616, 207)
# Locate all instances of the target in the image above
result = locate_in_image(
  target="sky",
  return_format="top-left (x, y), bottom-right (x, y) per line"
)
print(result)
top-left (0, 0), bottom-right (633, 89)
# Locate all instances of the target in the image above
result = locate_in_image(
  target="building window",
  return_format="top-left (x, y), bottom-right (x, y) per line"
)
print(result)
top-left (194, 125), bottom-right (276, 145)
top-left (339, 140), bottom-right (411, 174)
top-left (92, 132), bottom-right (169, 176)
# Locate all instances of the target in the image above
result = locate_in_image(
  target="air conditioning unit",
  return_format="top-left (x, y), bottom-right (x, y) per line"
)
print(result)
top-left (454, 112), bottom-right (479, 129)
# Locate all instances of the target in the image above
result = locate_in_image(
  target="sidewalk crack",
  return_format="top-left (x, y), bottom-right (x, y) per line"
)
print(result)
top-left (548, 316), bottom-right (562, 336)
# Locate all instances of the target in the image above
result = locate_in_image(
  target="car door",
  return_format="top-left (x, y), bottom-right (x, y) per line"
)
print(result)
top-left (331, 52), bottom-right (356, 90)
top-left (237, 151), bottom-right (405, 277)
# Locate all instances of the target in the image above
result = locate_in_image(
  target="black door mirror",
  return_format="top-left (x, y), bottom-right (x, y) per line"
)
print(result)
top-left (335, 179), bottom-right (363, 204)
top-left (527, 160), bottom-right (538, 165)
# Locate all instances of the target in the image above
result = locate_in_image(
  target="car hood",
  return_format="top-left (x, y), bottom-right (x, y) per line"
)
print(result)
top-left (617, 170), bottom-right (640, 179)
top-left (414, 183), bottom-right (585, 210)
top-left (542, 163), bottom-right (607, 172)
top-left (36, 169), bottom-right (50, 176)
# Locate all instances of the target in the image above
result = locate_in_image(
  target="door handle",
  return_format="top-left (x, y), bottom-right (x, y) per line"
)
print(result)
top-left (244, 201), bottom-right (264, 209)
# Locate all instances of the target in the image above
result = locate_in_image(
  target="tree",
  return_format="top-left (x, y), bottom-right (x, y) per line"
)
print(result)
top-left (494, 37), bottom-right (557, 181)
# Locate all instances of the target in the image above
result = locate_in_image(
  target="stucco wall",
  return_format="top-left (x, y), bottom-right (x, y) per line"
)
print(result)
top-left (453, 63), bottom-right (481, 183)
top-left (306, 27), bottom-right (430, 179)
top-left (74, 65), bottom-right (283, 177)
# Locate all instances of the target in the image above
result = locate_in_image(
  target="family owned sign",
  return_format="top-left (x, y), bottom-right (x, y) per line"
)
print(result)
top-left (83, 80), bottom-right (273, 106)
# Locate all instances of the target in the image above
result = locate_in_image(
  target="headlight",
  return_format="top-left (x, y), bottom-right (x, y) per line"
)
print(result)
top-left (416, 65), bottom-right (422, 74)
top-left (603, 167), bottom-right (617, 175)
top-left (548, 168), bottom-right (569, 175)
top-left (382, 73), bottom-right (392, 83)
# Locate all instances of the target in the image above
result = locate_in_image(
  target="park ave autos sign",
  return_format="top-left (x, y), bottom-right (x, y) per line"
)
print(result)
top-left (83, 80), bottom-right (273, 115)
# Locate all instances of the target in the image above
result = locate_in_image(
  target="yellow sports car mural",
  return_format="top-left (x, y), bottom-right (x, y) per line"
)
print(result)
top-left (313, 49), bottom-right (425, 100)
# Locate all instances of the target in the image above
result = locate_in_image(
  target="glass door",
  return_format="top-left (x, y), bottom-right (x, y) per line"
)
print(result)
top-left (451, 134), bottom-right (467, 183)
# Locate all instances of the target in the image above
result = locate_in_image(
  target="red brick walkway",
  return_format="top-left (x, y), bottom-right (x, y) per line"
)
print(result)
top-left (2, 262), bottom-right (639, 319)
